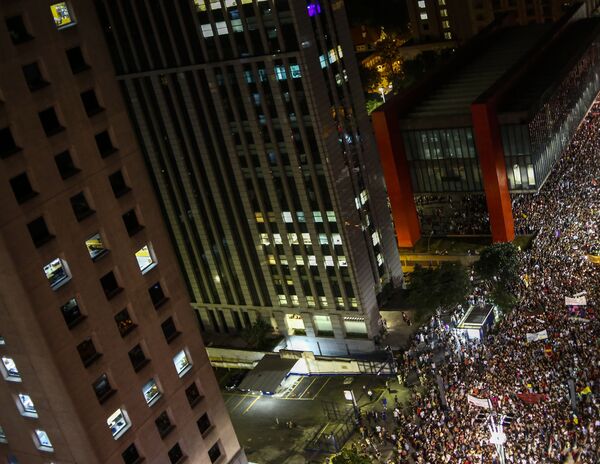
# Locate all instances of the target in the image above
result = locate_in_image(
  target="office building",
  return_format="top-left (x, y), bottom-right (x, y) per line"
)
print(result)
top-left (94, 0), bottom-right (403, 355)
top-left (407, 0), bottom-right (600, 44)
top-left (373, 3), bottom-right (600, 246)
top-left (0, 1), bottom-right (245, 463)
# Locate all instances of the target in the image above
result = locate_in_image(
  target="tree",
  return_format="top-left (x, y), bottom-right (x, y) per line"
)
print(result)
top-left (240, 317), bottom-right (273, 350)
top-left (406, 262), bottom-right (470, 320)
top-left (329, 449), bottom-right (372, 464)
top-left (474, 243), bottom-right (521, 291)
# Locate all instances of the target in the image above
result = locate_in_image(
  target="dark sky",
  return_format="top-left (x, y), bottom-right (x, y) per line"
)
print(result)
top-left (344, 0), bottom-right (409, 30)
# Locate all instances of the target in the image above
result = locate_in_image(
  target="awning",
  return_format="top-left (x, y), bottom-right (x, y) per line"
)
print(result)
top-left (237, 354), bottom-right (298, 394)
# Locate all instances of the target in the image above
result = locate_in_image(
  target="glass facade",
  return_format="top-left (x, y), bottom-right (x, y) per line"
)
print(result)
top-left (500, 124), bottom-right (536, 190)
top-left (403, 128), bottom-right (482, 192)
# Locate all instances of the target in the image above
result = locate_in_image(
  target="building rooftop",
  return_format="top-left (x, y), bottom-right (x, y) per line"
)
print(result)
top-left (406, 24), bottom-right (551, 119)
top-left (499, 18), bottom-right (600, 113)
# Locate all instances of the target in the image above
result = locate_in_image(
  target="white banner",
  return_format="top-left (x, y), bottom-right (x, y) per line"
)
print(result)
top-left (467, 394), bottom-right (492, 409)
top-left (526, 329), bottom-right (548, 343)
top-left (565, 296), bottom-right (587, 306)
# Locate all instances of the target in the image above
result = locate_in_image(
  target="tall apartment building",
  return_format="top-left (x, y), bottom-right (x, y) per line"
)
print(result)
top-left (407, 0), bottom-right (600, 44)
top-left (0, 2), bottom-right (245, 464)
top-left (93, 0), bottom-right (403, 355)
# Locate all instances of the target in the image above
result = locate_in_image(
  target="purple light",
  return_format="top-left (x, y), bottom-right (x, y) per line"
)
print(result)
top-left (307, 2), bottom-right (322, 17)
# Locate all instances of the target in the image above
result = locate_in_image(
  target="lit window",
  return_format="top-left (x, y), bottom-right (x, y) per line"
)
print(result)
top-left (18, 393), bottom-right (37, 417)
top-left (306, 296), bottom-right (315, 307)
top-left (439, 0), bottom-right (446, 4)
top-left (296, 211), bottom-right (306, 222)
top-left (326, 211), bottom-right (336, 222)
top-left (377, 253), bottom-right (384, 266)
top-left (355, 197), bottom-right (361, 210)
top-left (0, 336), bottom-right (5, 345)
top-left (277, 294), bottom-right (287, 305)
top-left (420, 12), bottom-right (428, 19)
top-left (0, 425), bottom-right (6, 443)
top-left (307, 1), bottom-right (322, 16)
top-left (338, 257), bottom-right (348, 267)
top-left (1, 357), bottom-right (21, 381)
top-left (295, 255), bottom-right (304, 265)
top-left (290, 64), bottom-right (302, 78)
top-left (135, 244), bottom-right (157, 274)
top-left (267, 255), bottom-right (276, 265)
top-left (308, 256), bottom-right (317, 266)
top-left (50, 2), bottom-right (75, 29)
top-left (336, 297), bottom-right (344, 307)
top-left (440, 8), bottom-right (448, 16)
top-left (290, 295), bottom-right (300, 306)
top-left (107, 408), bottom-right (131, 440)
top-left (275, 66), bottom-right (287, 80)
top-left (43, 257), bottom-right (71, 290)
top-left (173, 350), bottom-right (192, 377)
top-left (259, 233), bottom-right (270, 245)
top-left (324, 256), bottom-right (334, 267)
top-left (444, 31), bottom-right (452, 39)
top-left (319, 55), bottom-right (327, 69)
top-left (418, 0), bottom-right (426, 7)
top-left (332, 233), bottom-right (342, 245)
top-left (142, 379), bottom-right (161, 406)
top-left (372, 231), bottom-right (380, 246)
top-left (301, 233), bottom-right (311, 245)
top-left (350, 298), bottom-right (358, 308)
top-left (442, 20), bottom-right (450, 28)
top-left (279, 255), bottom-right (288, 265)
top-left (85, 232), bottom-right (108, 260)
top-left (255, 212), bottom-right (264, 223)
top-left (287, 233), bottom-right (299, 245)
top-left (319, 234), bottom-right (328, 245)
top-left (313, 211), bottom-right (323, 222)
top-left (319, 296), bottom-right (328, 307)
top-left (360, 190), bottom-right (368, 205)
top-left (34, 429), bottom-right (53, 451)
top-left (282, 212), bottom-right (293, 223)
top-left (273, 234), bottom-right (283, 245)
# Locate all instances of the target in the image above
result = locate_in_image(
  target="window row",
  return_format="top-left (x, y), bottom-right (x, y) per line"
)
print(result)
top-left (122, 439), bottom-right (222, 464)
top-left (28, 205), bottom-right (142, 250)
top-left (1, 125), bottom-right (118, 160)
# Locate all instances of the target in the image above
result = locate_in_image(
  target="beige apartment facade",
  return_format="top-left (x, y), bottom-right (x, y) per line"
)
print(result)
top-left (0, 1), bottom-right (245, 464)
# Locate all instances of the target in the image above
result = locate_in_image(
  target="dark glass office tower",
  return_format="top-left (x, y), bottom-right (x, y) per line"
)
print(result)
top-left (95, 0), bottom-right (402, 355)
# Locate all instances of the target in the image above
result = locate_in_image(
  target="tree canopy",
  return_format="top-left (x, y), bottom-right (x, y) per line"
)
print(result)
top-left (329, 449), bottom-right (372, 464)
top-left (474, 242), bottom-right (521, 290)
top-left (406, 262), bottom-right (470, 318)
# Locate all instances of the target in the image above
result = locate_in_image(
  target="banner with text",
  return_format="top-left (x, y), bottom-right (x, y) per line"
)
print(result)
top-left (467, 394), bottom-right (492, 409)
top-left (526, 329), bottom-right (548, 343)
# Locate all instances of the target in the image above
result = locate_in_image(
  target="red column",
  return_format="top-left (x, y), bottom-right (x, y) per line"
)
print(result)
top-left (372, 108), bottom-right (421, 248)
top-left (471, 102), bottom-right (515, 242)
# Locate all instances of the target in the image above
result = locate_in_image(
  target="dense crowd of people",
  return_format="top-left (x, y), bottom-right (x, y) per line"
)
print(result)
top-left (348, 101), bottom-right (600, 462)
top-left (415, 194), bottom-right (490, 236)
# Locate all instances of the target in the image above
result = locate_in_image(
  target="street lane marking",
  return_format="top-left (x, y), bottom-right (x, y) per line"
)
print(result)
top-left (242, 395), bottom-right (260, 415)
top-left (231, 392), bottom-right (253, 412)
top-left (313, 377), bottom-right (330, 399)
top-left (299, 377), bottom-right (318, 398)
top-left (284, 377), bottom-right (305, 399)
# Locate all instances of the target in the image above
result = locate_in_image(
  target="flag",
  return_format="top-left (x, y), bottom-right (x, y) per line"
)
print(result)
top-left (517, 392), bottom-right (546, 404)
top-left (580, 386), bottom-right (592, 395)
top-left (467, 394), bottom-right (492, 409)
top-left (526, 329), bottom-right (548, 343)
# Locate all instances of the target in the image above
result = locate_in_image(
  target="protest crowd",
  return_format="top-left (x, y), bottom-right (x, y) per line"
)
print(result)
top-left (347, 102), bottom-right (600, 463)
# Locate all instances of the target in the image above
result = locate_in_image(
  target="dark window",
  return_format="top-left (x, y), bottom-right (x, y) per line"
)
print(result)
top-left (5, 15), bottom-right (33, 44)
top-left (80, 89), bottom-right (104, 116)
top-left (128, 344), bottom-right (149, 372)
top-left (161, 317), bottom-right (180, 343)
top-left (109, 170), bottom-right (131, 198)
top-left (208, 443), bottom-right (221, 463)
top-left (197, 413), bottom-right (211, 435)
top-left (185, 383), bottom-right (202, 407)
top-left (70, 192), bottom-right (94, 221)
top-left (115, 309), bottom-right (136, 337)
top-left (54, 150), bottom-right (80, 179)
top-left (148, 282), bottom-right (168, 308)
top-left (121, 443), bottom-right (142, 464)
top-left (155, 411), bottom-right (174, 439)
top-left (0, 127), bottom-right (21, 158)
top-left (22, 62), bottom-right (48, 91)
top-left (38, 107), bottom-right (64, 137)
top-left (122, 209), bottom-right (143, 236)
top-left (77, 339), bottom-right (101, 367)
top-left (27, 217), bottom-right (54, 247)
top-left (66, 46), bottom-right (89, 74)
top-left (95, 130), bottom-right (117, 157)
top-left (92, 373), bottom-right (115, 404)
top-left (9, 173), bottom-right (37, 203)
top-left (167, 443), bottom-right (184, 464)
top-left (100, 271), bottom-right (122, 299)
top-left (61, 298), bottom-right (84, 328)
